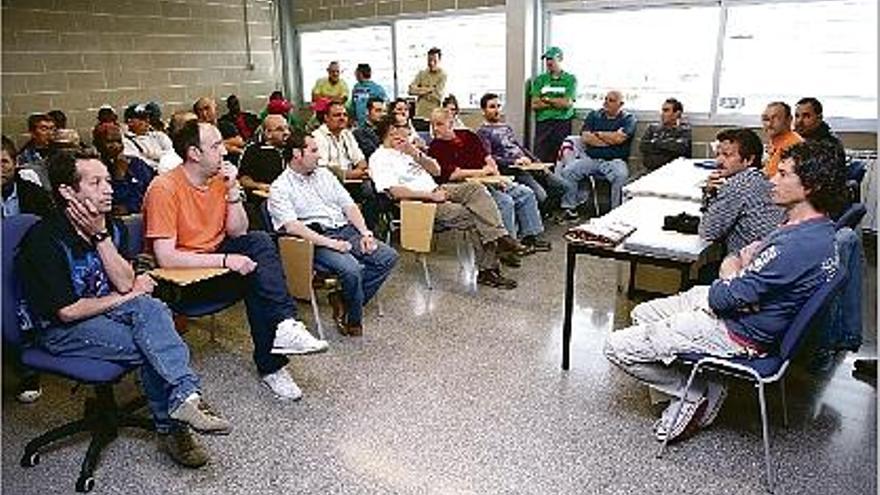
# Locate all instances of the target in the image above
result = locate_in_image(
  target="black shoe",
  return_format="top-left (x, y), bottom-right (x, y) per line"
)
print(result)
top-left (498, 251), bottom-right (521, 268)
top-left (16, 374), bottom-right (42, 404)
top-left (522, 235), bottom-right (552, 252)
top-left (562, 209), bottom-right (580, 221)
top-left (159, 429), bottom-right (209, 468)
top-left (477, 269), bottom-right (517, 289)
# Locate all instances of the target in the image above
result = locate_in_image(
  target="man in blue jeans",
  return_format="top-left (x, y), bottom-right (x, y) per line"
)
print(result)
top-left (143, 120), bottom-right (328, 403)
top-left (268, 132), bottom-right (398, 336)
top-left (557, 90), bottom-right (637, 210)
top-left (18, 149), bottom-right (231, 468)
top-left (428, 107), bottom-right (551, 260)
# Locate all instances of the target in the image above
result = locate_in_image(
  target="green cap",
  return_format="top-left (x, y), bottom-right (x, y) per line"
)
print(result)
top-left (541, 46), bottom-right (563, 60)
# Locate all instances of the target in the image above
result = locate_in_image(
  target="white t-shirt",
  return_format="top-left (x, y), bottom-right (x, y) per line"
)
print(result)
top-left (368, 146), bottom-right (438, 194)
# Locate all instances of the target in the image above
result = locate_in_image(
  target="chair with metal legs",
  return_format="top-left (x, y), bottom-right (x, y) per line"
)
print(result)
top-left (656, 266), bottom-right (847, 493)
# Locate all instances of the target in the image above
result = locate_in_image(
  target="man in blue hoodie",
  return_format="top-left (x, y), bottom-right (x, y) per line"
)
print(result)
top-left (604, 141), bottom-right (846, 442)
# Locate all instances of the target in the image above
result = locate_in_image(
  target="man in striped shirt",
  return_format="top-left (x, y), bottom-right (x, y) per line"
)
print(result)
top-left (699, 128), bottom-right (784, 255)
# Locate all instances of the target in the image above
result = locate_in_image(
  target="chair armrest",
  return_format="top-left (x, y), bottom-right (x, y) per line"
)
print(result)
top-left (278, 235), bottom-right (316, 301)
top-left (400, 200), bottom-right (437, 253)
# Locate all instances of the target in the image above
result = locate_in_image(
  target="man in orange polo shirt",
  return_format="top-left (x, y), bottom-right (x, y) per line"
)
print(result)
top-left (761, 101), bottom-right (802, 177)
top-left (143, 120), bottom-right (328, 402)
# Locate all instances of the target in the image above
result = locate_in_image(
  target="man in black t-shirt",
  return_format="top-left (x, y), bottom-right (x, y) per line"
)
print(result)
top-left (17, 149), bottom-right (231, 468)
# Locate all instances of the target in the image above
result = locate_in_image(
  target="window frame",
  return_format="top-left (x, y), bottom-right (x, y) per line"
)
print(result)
top-left (294, 6), bottom-right (507, 109)
top-left (544, 0), bottom-right (878, 131)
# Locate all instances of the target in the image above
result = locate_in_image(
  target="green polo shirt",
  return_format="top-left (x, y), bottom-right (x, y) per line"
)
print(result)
top-left (529, 71), bottom-right (577, 122)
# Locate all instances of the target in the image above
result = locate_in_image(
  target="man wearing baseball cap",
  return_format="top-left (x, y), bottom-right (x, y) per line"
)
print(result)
top-left (530, 47), bottom-right (578, 164)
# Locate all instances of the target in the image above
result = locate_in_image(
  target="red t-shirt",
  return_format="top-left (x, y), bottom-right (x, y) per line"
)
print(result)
top-left (427, 129), bottom-right (489, 183)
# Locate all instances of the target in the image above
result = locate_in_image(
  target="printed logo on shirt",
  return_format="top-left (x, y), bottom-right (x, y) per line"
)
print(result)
top-left (540, 86), bottom-right (567, 95)
top-left (747, 245), bottom-right (778, 273)
top-left (820, 244), bottom-right (840, 281)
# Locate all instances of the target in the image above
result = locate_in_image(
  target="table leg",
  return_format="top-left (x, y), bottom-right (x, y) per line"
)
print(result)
top-left (679, 265), bottom-right (691, 291)
top-left (627, 261), bottom-right (638, 300)
top-left (562, 244), bottom-right (576, 370)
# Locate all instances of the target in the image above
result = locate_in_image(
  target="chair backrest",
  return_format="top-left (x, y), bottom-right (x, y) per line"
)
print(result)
top-left (278, 236), bottom-right (315, 301)
top-left (778, 262), bottom-right (848, 360)
top-left (2, 214), bottom-right (40, 347)
top-left (119, 213), bottom-right (144, 259)
top-left (399, 200), bottom-right (437, 253)
top-left (834, 202), bottom-right (866, 231)
top-left (258, 199), bottom-right (274, 233)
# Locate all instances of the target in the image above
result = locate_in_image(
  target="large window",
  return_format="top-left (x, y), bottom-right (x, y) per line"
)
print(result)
top-left (717, 0), bottom-right (877, 119)
top-left (297, 12), bottom-right (506, 108)
top-left (298, 25), bottom-right (394, 100)
top-left (395, 13), bottom-right (506, 107)
top-left (549, 6), bottom-right (720, 113)
top-left (547, 0), bottom-right (877, 121)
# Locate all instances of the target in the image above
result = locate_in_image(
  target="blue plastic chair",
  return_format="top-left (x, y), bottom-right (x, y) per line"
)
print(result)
top-left (834, 202), bottom-right (866, 231)
top-left (657, 266), bottom-right (847, 493)
top-left (121, 214), bottom-right (244, 326)
top-left (2, 214), bottom-right (153, 493)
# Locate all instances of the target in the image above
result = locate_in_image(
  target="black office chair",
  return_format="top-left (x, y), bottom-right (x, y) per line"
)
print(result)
top-left (3, 214), bottom-right (153, 493)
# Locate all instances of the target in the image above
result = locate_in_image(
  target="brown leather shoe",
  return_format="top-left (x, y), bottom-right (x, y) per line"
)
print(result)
top-left (496, 235), bottom-right (532, 256)
top-left (328, 291), bottom-right (347, 332)
top-left (343, 323), bottom-right (363, 337)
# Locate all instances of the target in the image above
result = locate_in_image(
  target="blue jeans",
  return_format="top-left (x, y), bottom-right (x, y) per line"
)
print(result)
top-left (558, 156), bottom-right (630, 209)
top-left (39, 296), bottom-right (200, 433)
top-left (218, 231), bottom-right (297, 376)
top-left (489, 183), bottom-right (543, 238)
top-left (513, 170), bottom-right (574, 212)
top-left (313, 224), bottom-right (399, 326)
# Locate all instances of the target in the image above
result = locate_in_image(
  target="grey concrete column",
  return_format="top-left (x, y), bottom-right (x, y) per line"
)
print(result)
top-left (277, 0), bottom-right (302, 104)
top-left (505, 0), bottom-right (540, 143)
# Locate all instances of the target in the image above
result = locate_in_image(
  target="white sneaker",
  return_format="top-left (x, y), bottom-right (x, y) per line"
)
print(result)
top-left (271, 319), bottom-right (329, 355)
top-left (261, 368), bottom-right (302, 401)
top-left (16, 388), bottom-right (42, 404)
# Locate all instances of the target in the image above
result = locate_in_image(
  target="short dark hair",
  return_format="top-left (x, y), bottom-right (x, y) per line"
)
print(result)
top-left (366, 96), bottom-right (385, 110)
top-left (781, 141), bottom-right (847, 215)
top-left (376, 113), bottom-right (398, 141)
top-left (356, 63), bottom-right (372, 78)
top-left (480, 93), bottom-right (500, 109)
top-left (47, 147), bottom-right (102, 207)
top-left (281, 129), bottom-right (308, 163)
top-left (768, 101), bottom-right (792, 118)
top-left (442, 94), bottom-right (459, 110)
top-left (716, 128), bottom-right (763, 169)
top-left (2, 135), bottom-right (17, 159)
top-left (664, 98), bottom-right (683, 114)
top-left (27, 113), bottom-right (52, 131)
top-left (428, 47), bottom-right (442, 58)
top-left (796, 97), bottom-right (823, 116)
top-left (47, 110), bottom-right (67, 129)
top-left (171, 119), bottom-right (202, 160)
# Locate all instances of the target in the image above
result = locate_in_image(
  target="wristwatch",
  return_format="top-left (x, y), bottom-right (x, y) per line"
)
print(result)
top-left (91, 230), bottom-right (111, 244)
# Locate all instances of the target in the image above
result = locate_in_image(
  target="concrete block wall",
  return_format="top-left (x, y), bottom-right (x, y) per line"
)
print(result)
top-left (1, 0), bottom-right (282, 147)
top-left (290, 0), bottom-right (504, 25)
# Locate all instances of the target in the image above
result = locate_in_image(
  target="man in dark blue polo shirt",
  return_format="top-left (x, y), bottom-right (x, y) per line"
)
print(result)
top-left (556, 90), bottom-right (636, 209)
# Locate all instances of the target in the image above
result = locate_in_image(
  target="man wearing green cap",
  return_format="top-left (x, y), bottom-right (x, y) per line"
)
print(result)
top-left (530, 47), bottom-right (577, 163)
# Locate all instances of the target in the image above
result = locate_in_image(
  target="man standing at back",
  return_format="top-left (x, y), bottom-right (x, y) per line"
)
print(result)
top-left (143, 120), bottom-right (328, 402)
top-left (312, 61), bottom-right (349, 105)
top-left (408, 47), bottom-right (447, 119)
top-left (529, 47), bottom-right (577, 164)
top-left (350, 63), bottom-right (387, 128)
